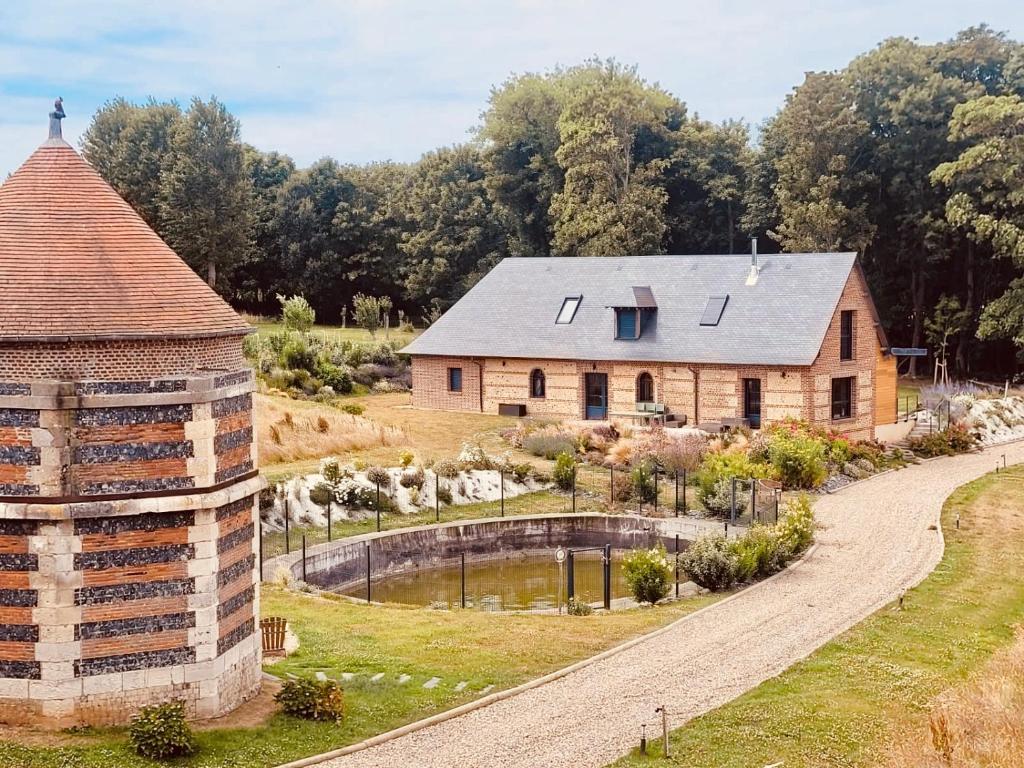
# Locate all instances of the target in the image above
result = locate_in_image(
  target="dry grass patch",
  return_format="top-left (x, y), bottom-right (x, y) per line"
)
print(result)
top-left (257, 394), bottom-right (402, 466)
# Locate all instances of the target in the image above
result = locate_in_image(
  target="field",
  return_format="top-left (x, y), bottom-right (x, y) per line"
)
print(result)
top-left (612, 462), bottom-right (1024, 767)
top-left (0, 587), bottom-right (722, 768)
top-left (247, 318), bottom-right (420, 349)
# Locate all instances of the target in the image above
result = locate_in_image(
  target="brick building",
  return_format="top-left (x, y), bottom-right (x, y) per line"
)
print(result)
top-left (0, 108), bottom-right (261, 726)
top-left (406, 251), bottom-right (897, 441)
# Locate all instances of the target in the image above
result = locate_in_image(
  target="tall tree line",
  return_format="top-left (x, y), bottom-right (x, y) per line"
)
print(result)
top-left (81, 32), bottom-right (1024, 376)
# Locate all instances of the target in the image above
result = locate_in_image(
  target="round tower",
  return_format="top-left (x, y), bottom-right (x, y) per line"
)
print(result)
top-left (0, 106), bottom-right (262, 726)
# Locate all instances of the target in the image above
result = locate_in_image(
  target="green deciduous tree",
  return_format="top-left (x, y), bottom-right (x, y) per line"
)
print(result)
top-left (158, 97), bottom-right (253, 288)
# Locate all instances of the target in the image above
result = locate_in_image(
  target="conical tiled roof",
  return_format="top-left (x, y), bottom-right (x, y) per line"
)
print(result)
top-left (0, 136), bottom-right (250, 342)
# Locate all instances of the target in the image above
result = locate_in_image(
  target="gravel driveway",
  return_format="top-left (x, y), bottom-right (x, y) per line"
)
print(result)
top-left (308, 442), bottom-right (1024, 768)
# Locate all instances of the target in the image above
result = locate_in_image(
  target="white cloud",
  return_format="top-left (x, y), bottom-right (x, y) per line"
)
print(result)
top-left (1, 0), bottom-right (1022, 175)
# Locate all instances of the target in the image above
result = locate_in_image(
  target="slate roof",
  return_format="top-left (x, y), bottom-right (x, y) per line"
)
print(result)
top-left (0, 137), bottom-right (250, 342)
top-left (403, 254), bottom-right (861, 366)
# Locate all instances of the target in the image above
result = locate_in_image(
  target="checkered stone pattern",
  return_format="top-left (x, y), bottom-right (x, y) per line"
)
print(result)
top-left (0, 369), bottom-right (262, 728)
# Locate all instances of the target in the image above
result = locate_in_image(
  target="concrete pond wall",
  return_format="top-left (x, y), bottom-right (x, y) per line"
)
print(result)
top-left (263, 514), bottom-right (711, 595)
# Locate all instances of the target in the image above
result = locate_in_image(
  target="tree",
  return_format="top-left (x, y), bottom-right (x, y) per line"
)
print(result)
top-left (933, 93), bottom-right (1024, 357)
top-left (401, 145), bottom-right (508, 312)
top-left (81, 98), bottom-right (183, 228)
top-left (925, 295), bottom-right (970, 384)
top-left (158, 97), bottom-right (253, 288)
top-left (549, 61), bottom-right (673, 256)
top-left (277, 294), bottom-right (315, 333)
top-left (352, 293), bottom-right (386, 338)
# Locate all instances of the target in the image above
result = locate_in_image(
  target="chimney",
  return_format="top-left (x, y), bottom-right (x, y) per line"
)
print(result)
top-left (745, 237), bottom-right (760, 286)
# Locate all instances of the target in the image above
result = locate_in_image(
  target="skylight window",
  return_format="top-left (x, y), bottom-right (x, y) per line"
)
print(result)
top-left (556, 296), bottom-right (582, 324)
top-left (699, 295), bottom-right (729, 326)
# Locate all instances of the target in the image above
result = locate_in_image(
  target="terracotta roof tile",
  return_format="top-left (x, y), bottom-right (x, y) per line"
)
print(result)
top-left (0, 139), bottom-right (250, 341)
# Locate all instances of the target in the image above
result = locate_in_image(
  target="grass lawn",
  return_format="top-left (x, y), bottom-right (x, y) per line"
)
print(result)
top-left (0, 587), bottom-right (722, 768)
top-left (249, 318), bottom-right (420, 349)
top-left (611, 462), bottom-right (1024, 767)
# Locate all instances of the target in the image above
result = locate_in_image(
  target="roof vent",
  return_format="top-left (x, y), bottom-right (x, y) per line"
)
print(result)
top-left (745, 237), bottom-right (760, 286)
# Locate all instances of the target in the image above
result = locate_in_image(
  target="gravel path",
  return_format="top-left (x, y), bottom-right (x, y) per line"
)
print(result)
top-left (312, 443), bottom-right (1024, 768)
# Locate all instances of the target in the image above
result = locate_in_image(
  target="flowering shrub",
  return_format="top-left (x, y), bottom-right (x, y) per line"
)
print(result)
top-left (523, 430), bottom-right (577, 460)
top-left (630, 462), bottom-right (657, 503)
top-left (695, 452), bottom-right (770, 504)
top-left (764, 430), bottom-right (828, 489)
top-left (457, 442), bottom-right (502, 470)
top-left (775, 494), bottom-right (815, 555)
top-left (432, 457), bottom-right (461, 479)
top-left (679, 535), bottom-right (738, 591)
top-left (908, 425), bottom-right (978, 457)
top-left (399, 466), bottom-right (425, 489)
top-left (365, 465), bottom-right (390, 488)
top-left (566, 596), bottom-right (594, 616)
top-left (622, 546), bottom-right (673, 604)
top-left (730, 525), bottom-right (786, 581)
top-left (332, 478), bottom-right (376, 508)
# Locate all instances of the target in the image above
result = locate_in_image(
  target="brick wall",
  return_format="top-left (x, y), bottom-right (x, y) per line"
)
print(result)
top-left (410, 266), bottom-right (886, 441)
top-left (0, 335), bottom-right (247, 380)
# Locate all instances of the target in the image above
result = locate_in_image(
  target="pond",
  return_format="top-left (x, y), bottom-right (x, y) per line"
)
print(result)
top-left (337, 550), bottom-right (633, 611)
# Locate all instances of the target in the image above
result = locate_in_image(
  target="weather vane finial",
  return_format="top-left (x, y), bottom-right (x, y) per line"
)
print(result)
top-left (48, 97), bottom-right (65, 140)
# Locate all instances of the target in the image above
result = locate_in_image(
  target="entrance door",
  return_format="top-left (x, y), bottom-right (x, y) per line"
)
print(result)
top-left (743, 378), bottom-right (762, 429)
top-left (584, 373), bottom-right (608, 420)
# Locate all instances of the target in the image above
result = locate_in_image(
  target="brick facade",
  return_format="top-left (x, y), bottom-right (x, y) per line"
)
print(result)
top-left (411, 269), bottom-right (894, 441)
top-left (0, 367), bottom-right (262, 728)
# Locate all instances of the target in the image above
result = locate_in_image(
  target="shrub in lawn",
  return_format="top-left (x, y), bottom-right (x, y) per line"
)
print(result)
top-left (567, 596), bottom-right (594, 616)
top-left (315, 360), bottom-right (353, 394)
top-left (281, 336), bottom-right (317, 373)
top-left (656, 433), bottom-right (708, 474)
top-left (366, 342), bottom-right (397, 366)
top-left (128, 700), bottom-right (196, 760)
top-left (680, 534), bottom-right (738, 591)
top-left (433, 457), bottom-right (461, 479)
top-left (630, 462), bottom-right (657, 503)
top-left (275, 677), bottom-right (345, 724)
top-left (765, 430), bottom-right (828, 489)
top-left (278, 294), bottom-right (316, 333)
top-left (457, 442), bottom-right (500, 471)
top-left (334, 478), bottom-right (376, 509)
top-left (339, 402), bottom-right (364, 416)
top-left (622, 546), bottom-right (673, 604)
top-left (523, 431), bottom-right (577, 460)
top-left (510, 463), bottom-right (533, 483)
top-left (553, 451), bottom-right (576, 490)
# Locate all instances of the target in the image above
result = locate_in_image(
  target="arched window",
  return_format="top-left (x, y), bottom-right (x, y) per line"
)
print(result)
top-left (530, 369), bottom-right (546, 398)
top-left (636, 372), bottom-right (654, 403)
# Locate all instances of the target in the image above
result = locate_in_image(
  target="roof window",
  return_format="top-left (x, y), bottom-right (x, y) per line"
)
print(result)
top-left (556, 296), bottom-right (582, 324)
top-left (699, 295), bottom-right (729, 326)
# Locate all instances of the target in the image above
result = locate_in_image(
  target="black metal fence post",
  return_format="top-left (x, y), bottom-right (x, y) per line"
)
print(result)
top-left (284, 498), bottom-right (290, 555)
top-left (750, 480), bottom-right (757, 523)
top-left (375, 481), bottom-right (382, 532)
top-left (730, 477), bottom-right (737, 524)
top-left (774, 493), bottom-right (779, 525)
top-left (258, 527), bottom-right (264, 581)
top-left (674, 534), bottom-right (679, 598)
top-left (301, 534), bottom-right (307, 582)
top-left (460, 552), bottom-right (466, 609)
top-left (571, 465), bottom-right (577, 514)
top-left (603, 543), bottom-right (611, 610)
top-left (327, 500), bottom-right (332, 543)
top-left (567, 550), bottom-right (575, 601)
top-left (682, 469), bottom-right (687, 514)
top-left (435, 474), bottom-right (440, 522)
top-left (500, 468), bottom-right (505, 518)
top-left (609, 465), bottom-right (614, 508)
top-left (653, 465), bottom-right (659, 516)
top-left (674, 471), bottom-right (679, 517)
top-left (365, 541), bottom-right (371, 604)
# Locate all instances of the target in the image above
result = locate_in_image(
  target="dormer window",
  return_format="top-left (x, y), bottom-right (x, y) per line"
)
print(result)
top-left (556, 296), bottom-right (581, 324)
top-left (615, 308), bottom-right (638, 339)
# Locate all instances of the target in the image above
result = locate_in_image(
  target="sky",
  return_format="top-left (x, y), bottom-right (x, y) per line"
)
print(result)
top-left (1, 0), bottom-right (1023, 178)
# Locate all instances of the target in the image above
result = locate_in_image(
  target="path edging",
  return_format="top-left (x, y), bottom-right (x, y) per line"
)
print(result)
top-left (272, 541), bottom-right (821, 768)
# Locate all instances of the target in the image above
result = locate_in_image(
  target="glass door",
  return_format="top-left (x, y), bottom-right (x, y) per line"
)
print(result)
top-left (584, 373), bottom-right (608, 420)
top-left (743, 378), bottom-right (761, 429)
